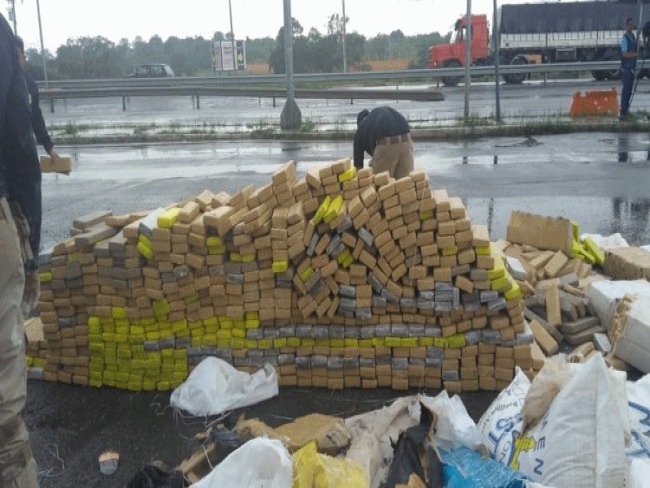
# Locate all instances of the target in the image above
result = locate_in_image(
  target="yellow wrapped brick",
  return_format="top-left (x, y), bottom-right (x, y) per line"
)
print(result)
top-left (157, 207), bottom-right (181, 229)
top-left (475, 244), bottom-right (492, 256)
top-left (582, 237), bottom-right (605, 266)
top-left (385, 337), bottom-right (401, 347)
top-left (447, 334), bottom-right (467, 348)
top-left (273, 260), bottom-right (289, 273)
top-left (491, 275), bottom-right (511, 292)
top-left (487, 256), bottom-right (505, 280)
top-left (442, 246), bottom-right (458, 257)
top-left (338, 166), bottom-right (357, 182)
top-left (324, 195), bottom-right (344, 223)
top-left (202, 334), bottom-right (216, 346)
top-left (231, 338), bottom-right (246, 349)
top-left (434, 337), bottom-right (448, 348)
top-left (313, 195), bottom-right (331, 225)
top-left (206, 236), bottom-right (222, 247)
top-left (258, 339), bottom-right (273, 349)
top-left (300, 265), bottom-right (314, 283)
top-left (505, 280), bottom-right (523, 301)
top-left (208, 243), bottom-right (226, 255)
top-left (245, 318), bottom-right (260, 329)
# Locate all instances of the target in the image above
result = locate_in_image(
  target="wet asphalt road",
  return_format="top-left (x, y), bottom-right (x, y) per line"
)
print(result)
top-left (26, 130), bottom-right (650, 487)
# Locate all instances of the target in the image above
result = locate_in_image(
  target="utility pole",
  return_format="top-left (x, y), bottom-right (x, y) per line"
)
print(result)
top-left (7, 0), bottom-right (17, 33)
top-left (228, 0), bottom-right (236, 71)
top-left (280, 0), bottom-right (301, 130)
top-left (342, 0), bottom-right (347, 73)
top-left (493, 0), bottom-right (501, 121)
top-left (464, 0), bottom-right (472, 123)
top-left (36, 0), bottom-right (48, 89)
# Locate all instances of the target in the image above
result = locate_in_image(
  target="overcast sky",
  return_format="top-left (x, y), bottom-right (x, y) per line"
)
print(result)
top-left (7, 0), bottom-right (543, 53)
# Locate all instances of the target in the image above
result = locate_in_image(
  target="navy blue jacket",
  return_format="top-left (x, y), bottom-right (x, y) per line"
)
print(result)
top-left (353, 106), bottom-right (410, 170)
top-left (0, 14), bottom-right (42, 266)
top-left (26, 73), bottom-right (54, 154)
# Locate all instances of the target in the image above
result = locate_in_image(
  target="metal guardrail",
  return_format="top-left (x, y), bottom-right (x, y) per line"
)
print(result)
top-left (39, 86), bottom-right (445, 104)
top-left (37, 60), bottom-right (624, 91)
top-left (36, 60), bottom-right (624, 111)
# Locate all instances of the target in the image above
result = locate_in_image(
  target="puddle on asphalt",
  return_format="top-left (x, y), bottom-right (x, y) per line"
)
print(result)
top-left (494, 137), bottom-right (542, 148)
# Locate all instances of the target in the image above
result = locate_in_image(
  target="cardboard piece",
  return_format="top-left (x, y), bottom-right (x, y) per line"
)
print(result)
top-left (235, 413), bottom-right (351, 455)
top-left (506, 211), bottom-right (573, 256)
top-left (609, 295), bottom-right (650, 373)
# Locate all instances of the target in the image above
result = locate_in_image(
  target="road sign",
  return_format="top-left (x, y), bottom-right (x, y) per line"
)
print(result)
top-left (212, 40), bottom-right (246, 71)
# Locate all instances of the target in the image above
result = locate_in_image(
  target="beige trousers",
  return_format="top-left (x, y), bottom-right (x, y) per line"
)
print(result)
top-left (369, 135), bottom-right (414, 179)
top-left (0, 200), bottom-right (38, 488)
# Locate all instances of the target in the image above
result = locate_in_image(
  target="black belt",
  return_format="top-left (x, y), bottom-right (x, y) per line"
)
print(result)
top-left (376, 134), bottom-right (410, 146)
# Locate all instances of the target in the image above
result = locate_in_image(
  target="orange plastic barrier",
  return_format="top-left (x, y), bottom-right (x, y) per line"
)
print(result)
top-left (569, 88), bottom-right (619, 117)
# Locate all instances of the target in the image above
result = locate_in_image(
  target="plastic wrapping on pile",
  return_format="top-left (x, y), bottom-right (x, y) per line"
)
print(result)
top-left (580, 232), bottom-right (629, 251)
top-left (169, 356), bottom-right (278, 417)
top-left (190, 437), bottom-right (292, 488)
top-left (440, 447), bottom-right (529, 488)
top-left (292, 442), bottom-right (369, 488)
top-left (626, 374), bottom-right (650, 487)
top-left (419, 391), bottom-right (486, 455)
top-left (382, 405), bottom-right (441, 488)
top-left (345, 396), bottom-right (422, 488)
top-left (345, 393), bottom-right (486, 488)
top-left (479, 355), bottom-right (627, 488)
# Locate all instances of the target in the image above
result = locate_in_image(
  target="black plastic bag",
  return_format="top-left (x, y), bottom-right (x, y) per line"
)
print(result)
top-left (382, 403), bottom-right (442, 488)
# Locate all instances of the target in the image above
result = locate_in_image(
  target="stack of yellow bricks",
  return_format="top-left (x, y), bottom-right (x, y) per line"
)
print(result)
top-left (32, 159), bottom-right (534, 392)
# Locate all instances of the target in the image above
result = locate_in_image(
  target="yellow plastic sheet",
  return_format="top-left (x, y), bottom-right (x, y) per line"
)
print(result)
top-left (293, 442), bottom-right (369, 488)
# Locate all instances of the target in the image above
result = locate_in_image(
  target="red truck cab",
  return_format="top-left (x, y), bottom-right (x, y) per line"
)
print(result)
top-left (429, 14), bottom-right (490, 86)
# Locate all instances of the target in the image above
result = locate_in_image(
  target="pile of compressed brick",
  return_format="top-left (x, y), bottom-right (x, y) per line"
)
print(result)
top-left (31, 159), bottom-right (533, 392)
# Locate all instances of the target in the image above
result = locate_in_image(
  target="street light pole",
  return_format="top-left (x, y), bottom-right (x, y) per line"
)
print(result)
top-left (228, 0), bottom-right (236, 71)
top-left (36, 0), bottom-right (48, 89)
top-left (464, 0), bottom-right (472, 122)
top-left (493, 0), bottom-right (501, 121)
top-left (280, 0), bottom-right (301, 130)
top-left (342, 0), bottom-right (347, 73)
top-left (8, 0), bottom-right (17, 33)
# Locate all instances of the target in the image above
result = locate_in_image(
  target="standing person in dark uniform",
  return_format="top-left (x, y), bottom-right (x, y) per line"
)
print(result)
top-left (620, 17), bottom-right (639, 120)
top-left (0, 12), bottom-right (40, 488)
top-left (15, 36), bottom-right (58, 161)
top-left (353, 106), bottom-right (414, 178)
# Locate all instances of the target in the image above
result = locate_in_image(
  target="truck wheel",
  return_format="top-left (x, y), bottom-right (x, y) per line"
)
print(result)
top-left (442, 59), bottom-right (462, 87)
top-left (503, 57), bottom-right (527, 84)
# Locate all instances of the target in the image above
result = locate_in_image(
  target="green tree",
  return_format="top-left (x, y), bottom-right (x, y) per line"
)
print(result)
top-left (345, 33), bottom-right (366, 68)
top-left (268, 18), bottom-right (304, 74)
top-left (56, 36), bottom-right (120, 78)
top-left (24, 47), bottom-right (57, 80)
top-left (244, 37), bottom-right (275, 65)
